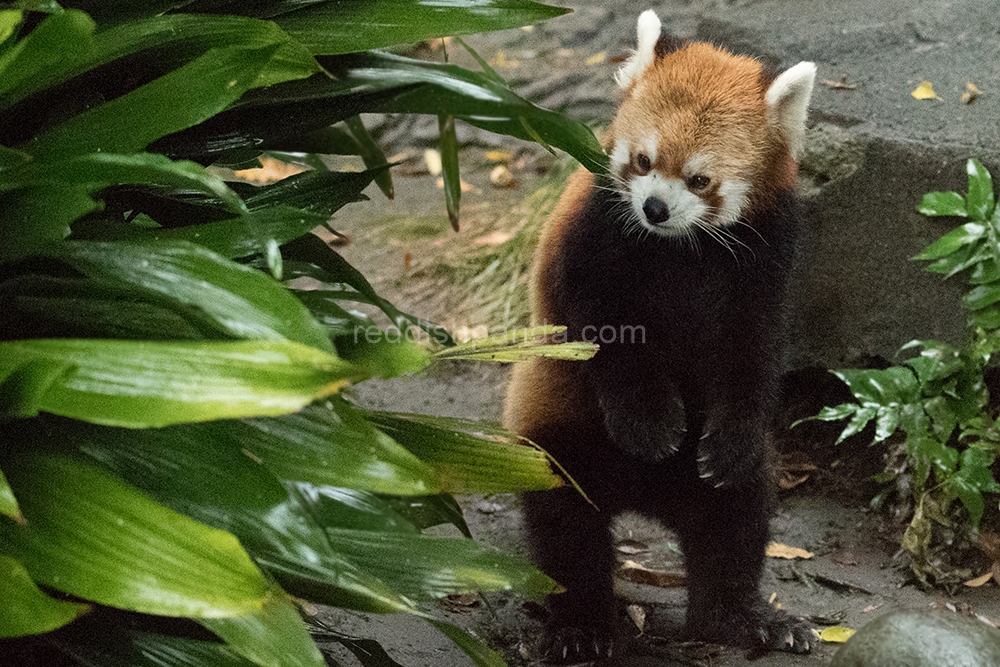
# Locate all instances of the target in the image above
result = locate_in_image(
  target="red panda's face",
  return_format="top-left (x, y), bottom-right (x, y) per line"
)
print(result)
top-left (607, 11), bottom-right (815, 242)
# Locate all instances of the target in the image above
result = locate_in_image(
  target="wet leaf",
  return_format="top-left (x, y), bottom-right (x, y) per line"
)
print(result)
top-left (1, 453), bottom-right (270, 617)
top-left (433, 325), bottom-right (598, 362)
top-left (0, 338), bottom-right (360, 427)
top-left (200, 587), bottom-right (324, 667)
top-left (0, 553), bottom-right (90, 638)
top-left (965, 158), bottom-right (995, 221)
top-left (765, 542), bottom-right (814, 560)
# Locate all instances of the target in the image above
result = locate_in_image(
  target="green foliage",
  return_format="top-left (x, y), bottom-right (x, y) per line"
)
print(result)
top-left (0, 1), bottom-right (606, 664)
top-left (805, 158), bottom-right (1000, 586)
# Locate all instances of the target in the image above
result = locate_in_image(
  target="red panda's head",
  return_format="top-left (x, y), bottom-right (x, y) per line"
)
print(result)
top-left (606, 10), bottom-right (816, 241)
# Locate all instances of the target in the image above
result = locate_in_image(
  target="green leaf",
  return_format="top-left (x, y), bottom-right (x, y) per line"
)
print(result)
top-left (380, 493), bottom-right (471, 538)
top-left (282, 234), bottom-right (454, 345)
top-left (0, 9), bottom-right (95, 99)
top-left (429, 620), bottom-right (507, 667)
top-left (156, 52), bottom-right (607, 175)
top-left (335, 334), bottom-right (432, 379)
top-left (0, 552), bottom-right (90, 638)
top-left (0, 468), bottom-right (19, 521)
top-left (0, 453), bottom-right (270, 617)
top-left (917, 190), bottom-right (967, 218)
top-left (24, 43), bottom-right (283, 160)
top-left (0, 184), bottom-right (97, 262)
top-left (323, 528), bottom-right (556, 600)
top-left (363, 411), bottom-right (562, 493)
top-left (832, 366), bottom-right (921, 406)
top-left (836, 405), bottom-right (877, 444)
top-left (53, 240), bottom-right (333, 351)
top-left (288, 484), bottom-right (420, 534)
top-left (131, 632), bottom-right (259, 667)
top-left (235, 401), bottom-right (439, 495)
top-left (914, 222), bottom-right (983, 260)
top-left (433, 325), bottom-right (599, 362)
top-left (0, 338), bottom-right (361, 427)
top-left (965, 158), bottom-right (995, 221)
top-left (344, 116), bottom-right (393, 199)
top-left (200, 588), bottom-right (324, 667)
top-left (963, 283), bottom-right (1000, 311)
top-left (272, 0), bottom-right (569, 55)
top-left (0, 10), bottom-right (21, 48)
top-left (439, 113), bottom-right (461, 231)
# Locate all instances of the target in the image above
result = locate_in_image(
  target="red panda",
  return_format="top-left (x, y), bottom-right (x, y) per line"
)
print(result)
top-left (503, 9), bottom-right (816, 662)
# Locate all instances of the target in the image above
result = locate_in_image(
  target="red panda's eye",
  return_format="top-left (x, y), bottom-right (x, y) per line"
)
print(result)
top-left (687, 174), bottom-right (711, 190)
top-left (636, 154), bottom-right (651, 173)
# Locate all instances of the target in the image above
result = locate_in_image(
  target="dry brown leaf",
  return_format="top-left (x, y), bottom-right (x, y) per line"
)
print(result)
top-left (822, 77), bottom-right (857, 90)
top-left (766, 542), bottom-right (814, 560)
top-left (963, 82), bottom-right (983, 105)
top-left (233, 156), bottom-right (305, 184)
top-left (965, 571), bottom-right (994, 587)
top-left (618, 560), bottom-right (687, 588)
top-left (585, 51), bottom-right (607, 66)
top-left (912, 81), bottom-right (942, 101)
top-left (626, 604), bottom-right (646, 634)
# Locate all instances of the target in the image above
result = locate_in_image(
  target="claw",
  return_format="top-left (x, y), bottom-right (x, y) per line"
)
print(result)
top-left (699, 430), bottom-right (713, 440)
top-left (785, 632), bottom-right (794, 648)
top-left (714, 481), bottom-right (725, 489)
top-left (562, 645), bottom-right (568, 660)
top-left (699, 471), bottom-right (712, 479)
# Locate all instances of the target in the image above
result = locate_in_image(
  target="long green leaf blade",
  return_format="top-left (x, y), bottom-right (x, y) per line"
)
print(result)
top-left (25, 43), bottom-right (282, 159)
top-left (324, 528), bottom-right (555, 600)
top-left (200, 588), bottom-right (324, 667)
top-left (434, 326), bottom-right (599, 362)
top-left (0, 454), bottom-right (270, 617)
top-left (0, 468), bottom-right (20, 521)
top-left (0, 553), bottom-right (90, 638)
top-left (429, 620), bottom-right (507, 667)
top-left (273, 0), bottom-right (568, 54)
top-left (0, 339), bottom-right (360, 427)
top-left (363, 412), bottom-right (562, 493)
top-left (54, 240), bottom-right (333, 351)
top-left (965, 158), bottom-right (995, 221)
top-left (0, 9), bottom-right (95, 98)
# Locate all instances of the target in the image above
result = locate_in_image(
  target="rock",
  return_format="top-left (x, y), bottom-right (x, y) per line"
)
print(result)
top-left (829, 608), bottom-right (1000, 667)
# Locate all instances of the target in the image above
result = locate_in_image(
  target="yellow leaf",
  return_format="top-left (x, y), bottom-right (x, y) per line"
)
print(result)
top-left (586, 51), bottom-right (607, 66)
top-left (765, 542), bottom-right (814, 559)
top-left (484, 150), bottom-right (512, 163)
top-left (911, 81), bottom-right (942, 101)
top-left (964, 571), bottom-right (993, 587)
top-left (820, 626), bottom-right (856, 643)
top-left (424, 149), bottom-right (442, 176)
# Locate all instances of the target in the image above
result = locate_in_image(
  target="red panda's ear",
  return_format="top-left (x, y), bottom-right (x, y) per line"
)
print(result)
top-left (615, 10), bottom-right (661, 90)
top-left (765, 61), bottom-right (816, 161)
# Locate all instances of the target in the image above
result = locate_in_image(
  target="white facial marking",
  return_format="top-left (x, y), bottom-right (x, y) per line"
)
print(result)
top-left (615, 10), bottom-right (662, 89)
top-left (630, 174), bottom-right (708, 238)
top-left (609, 139), bottom-right (631, 174)
top-left (717, 180), bottom-right (751, 225)
top-left (683, 152), bottom-right (711, 177)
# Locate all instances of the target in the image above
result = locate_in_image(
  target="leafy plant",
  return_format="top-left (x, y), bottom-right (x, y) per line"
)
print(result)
top-left (0, 2), bottom-right (603, 665)
top-left (805, 158), bottom-right (1000, 586)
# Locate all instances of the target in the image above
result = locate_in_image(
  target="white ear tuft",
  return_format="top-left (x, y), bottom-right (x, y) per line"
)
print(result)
top-left (615, 10), bottom-right (662, 89)
top-left (765, 61), bottom-right (816, 161)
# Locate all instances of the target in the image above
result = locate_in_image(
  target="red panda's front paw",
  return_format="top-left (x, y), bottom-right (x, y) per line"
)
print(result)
top-left (695, 428), bottom-right (763, 489)
top-left (602, 407), bottom-right (686, 461)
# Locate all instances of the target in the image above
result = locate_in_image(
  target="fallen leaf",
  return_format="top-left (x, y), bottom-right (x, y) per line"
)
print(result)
top-left (963, 82), bottom-right (983, 105)
top-left (768, 592), bottom-right (778, 605)
top-left (424, 149), bottom-right (442, 176)
top-left (964, 571), bottom-right (994, 587)
top-left (911, 81), bottom-right (942, 101)
top-left (435, 177), bottom-right (476, 193)
top-left (766, 542), bottom-right (814, 560)
top-left (820, 626), bottom-right (856, 643)
top-left (626, 604), bottom-right (646, 634)
top-left (485, 150), bottom-right (512, 163)
top-left (822, 77), bottom-right (857, 90)
top-left (489, 51), bottom-right (520, 68)
top-left (472, 231), bottom-right (513, 247)
top-left (489, 164), bottom-right (517, 188)
top-left (586, 51), bottom-right (607, 66)
top-left (861, 604), bottom-right (882, 613)
top-left (618, 560), bottom-right (686, 588)
top-left (234, 156), bottom-right (305, 183)
top-left (616, 539), bottom-right (650, 556)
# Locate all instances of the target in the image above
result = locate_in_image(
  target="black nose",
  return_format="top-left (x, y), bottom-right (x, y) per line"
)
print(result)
top-left (642, 196), bottom-right (670, 224)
